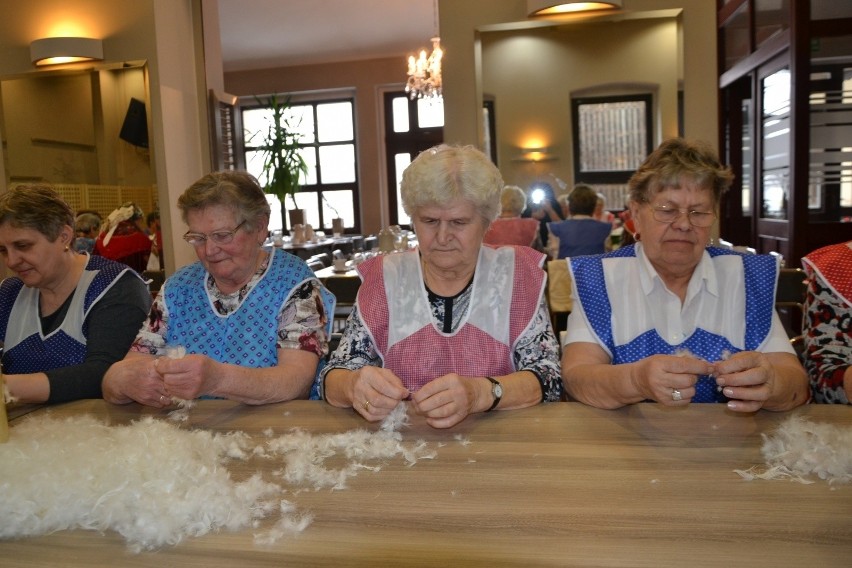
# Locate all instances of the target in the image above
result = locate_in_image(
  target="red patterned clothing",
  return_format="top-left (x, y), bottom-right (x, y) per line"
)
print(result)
top-left (94, 221), bottom-right (152, 273)
top-left (802, 241), bottom-right (852, 404)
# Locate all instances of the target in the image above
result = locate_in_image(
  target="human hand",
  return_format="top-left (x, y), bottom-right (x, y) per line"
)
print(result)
top-left (711, 351), bottom-right (775, 412)
top-left (349, 366), bottom-right (409, 422)
top-left (631, 354), bottom-right (713, 406)
top-left (102, 356), bottom-right (170, 407)
top-left (411, 373), bottom-right (481, 428)
top-left (156, 354), bottom-right (216, 400)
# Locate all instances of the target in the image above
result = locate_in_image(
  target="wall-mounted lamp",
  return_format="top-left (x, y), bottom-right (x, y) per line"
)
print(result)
top-left (30, 37), bottom-right (104, 66)
top-left (514, 147), bottom-right (557, 162)
top-left (527, 0), bottom-right (623, 16)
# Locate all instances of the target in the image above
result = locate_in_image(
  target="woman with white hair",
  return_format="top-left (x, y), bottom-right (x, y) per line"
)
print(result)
top-left (483, 185), bottom-right (542, 249)
top-left (320, 145), bottom-right (562, 428)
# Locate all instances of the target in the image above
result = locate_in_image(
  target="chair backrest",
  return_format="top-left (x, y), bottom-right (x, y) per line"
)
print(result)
top-left (776, 267), bottom-right (807, 342)
top-left (776, 268), bottom-right (807, 307)
top-left (546, 259), bottom-right (573, 333)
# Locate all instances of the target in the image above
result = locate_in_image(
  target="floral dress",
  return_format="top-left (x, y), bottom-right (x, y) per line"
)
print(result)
top-left (802, 270), bottom-right (851, 404)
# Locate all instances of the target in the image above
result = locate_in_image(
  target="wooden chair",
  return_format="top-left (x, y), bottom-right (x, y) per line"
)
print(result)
top-left (546, 260), bottom-right (573, 336)
top-left (321, 274), bottom-right (361, 351)
top-left (776, 268), bottom-right (807, 355)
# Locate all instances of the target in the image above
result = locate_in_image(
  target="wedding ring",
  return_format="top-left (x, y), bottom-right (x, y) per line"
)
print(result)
top-left (364, 400), bottom-right (372, 412)
top-left (671, 389), bottom-right (683, 402)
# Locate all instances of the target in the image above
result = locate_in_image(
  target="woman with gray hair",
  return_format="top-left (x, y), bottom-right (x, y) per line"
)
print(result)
top-left (562, 138), bottom-right (807, 412)
top-left (0, 185), bottom-right (151, 403)
top-left (320, 145), bottom-right (562, 428)
top-left (103, 170), bottom-right (334, 405)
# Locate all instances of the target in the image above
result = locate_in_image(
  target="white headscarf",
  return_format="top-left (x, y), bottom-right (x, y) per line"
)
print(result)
top-left (102, 204), bottom-right (138, 247)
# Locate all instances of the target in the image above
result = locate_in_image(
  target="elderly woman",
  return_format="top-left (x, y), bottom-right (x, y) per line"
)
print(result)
top-left (801, 240), bottom-right (852, 404)
top-left (0, 185), bottom-right (151, 403)
top-left (321, 145), bottom-right (563, 428)
top-left (483, 185), bottom-right (542, 249)
top-left (94, 202), bottom-right (152, 273)
top-left (102, 170), bottom-right (334, 405)
top-left (562, 138), bottom-right (808, 412)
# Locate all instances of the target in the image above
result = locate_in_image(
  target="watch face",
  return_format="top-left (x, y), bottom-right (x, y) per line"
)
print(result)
top-left (493, 383), bottom-right (503, 398)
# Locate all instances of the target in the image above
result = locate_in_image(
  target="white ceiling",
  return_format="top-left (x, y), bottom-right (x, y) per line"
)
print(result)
top-left (217, 0), bottom-right (438, 72)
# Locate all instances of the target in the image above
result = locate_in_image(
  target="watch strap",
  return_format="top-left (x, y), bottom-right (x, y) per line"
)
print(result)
top-left (485, 376), bottom-right (501, 412)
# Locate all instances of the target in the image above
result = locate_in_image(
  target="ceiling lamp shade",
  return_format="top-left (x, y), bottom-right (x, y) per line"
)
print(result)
top-left (30, 37), bottom-right (104, 66)
top-left (527, 1), bottom-right (622, 16)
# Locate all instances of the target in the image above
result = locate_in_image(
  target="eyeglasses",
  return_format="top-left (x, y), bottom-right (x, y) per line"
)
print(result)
top-left (183, 220), bottom-right (247, 245)
top-left (648, 204), bottom-right (716, 228)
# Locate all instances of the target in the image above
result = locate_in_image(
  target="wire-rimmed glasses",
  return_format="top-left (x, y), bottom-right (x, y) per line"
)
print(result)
top-left (648, 204), bottom-right (716, 228)
top-left (183, 220), bottom-right (247, 245)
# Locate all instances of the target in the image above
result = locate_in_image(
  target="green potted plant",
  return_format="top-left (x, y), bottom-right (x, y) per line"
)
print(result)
top-left (251, 93), bottom-right (308, 227)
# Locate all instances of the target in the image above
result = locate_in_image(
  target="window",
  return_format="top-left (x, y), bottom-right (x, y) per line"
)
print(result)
top-left (242, 96), bottom-right (359, 233)
top-left (383, 92), bottom-right (443, 226)
top-left (571, 94), bottom-right (653, 211)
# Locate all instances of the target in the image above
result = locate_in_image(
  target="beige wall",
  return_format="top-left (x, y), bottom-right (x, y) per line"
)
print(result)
top-left (0, 0), bottom-right (208, 273)
top-left (481, 17), bottom-right (679, 192)
top-left (225, 0), bottom-right (717, 232)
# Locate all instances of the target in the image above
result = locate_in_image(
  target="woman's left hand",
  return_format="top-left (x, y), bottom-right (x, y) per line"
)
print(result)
top-left (156, 354), bottom-right (217, 400)
top-left (711, 351), bottom-right (775, 412)
top-left (411, 373), bottom-right (484, 429)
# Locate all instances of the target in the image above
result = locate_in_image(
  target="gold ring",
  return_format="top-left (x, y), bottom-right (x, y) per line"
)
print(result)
top-left (364, 400), bottom-right (371, 411)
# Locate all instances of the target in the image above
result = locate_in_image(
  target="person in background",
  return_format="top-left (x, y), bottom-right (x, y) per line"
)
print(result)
top-left (95, 202), bottom-right (152, 273)
top-left (320, 145), bottom-right (562, 428)
top-left (483, 185), bottom-right (542, 250)
top-left (0, 185), bottom-right (151, 403)
top-left (522, 182), bottom-right (564, 249)
top-left (103, 170), bottom-right (334, 406)
top-left (562, 138), bottom-right (808, 412)
top-left (547, 184), bottom-right (613, 259)
top-left (593, 192), bottom-right (617, 226)
top-left (801, 240), bottom-right (852, 404)
top-left (73, 212), bottom-right (101, 254)
top-left (146, 210), bottom-right (164, 270)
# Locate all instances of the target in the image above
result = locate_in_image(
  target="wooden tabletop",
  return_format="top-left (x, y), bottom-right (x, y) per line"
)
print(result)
top-left (2, 400), bottom-right (850, 567)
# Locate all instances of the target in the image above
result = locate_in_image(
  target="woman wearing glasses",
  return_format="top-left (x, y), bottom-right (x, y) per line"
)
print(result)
top-left (561, 138), bottom-right (808, 411)
top-left (103, 170), bottom-right (334, 406)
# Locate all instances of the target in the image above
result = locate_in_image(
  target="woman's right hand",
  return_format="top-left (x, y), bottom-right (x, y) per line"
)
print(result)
top-left (102, 355), bottom-right (170, 407)
top-left (630, 354), bottom-right (712, 406)
top-left (345, 366), bottom-right (409, 422)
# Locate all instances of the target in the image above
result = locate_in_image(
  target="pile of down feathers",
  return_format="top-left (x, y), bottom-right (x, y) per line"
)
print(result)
top-left (0, 403), bottom-right (435, 552)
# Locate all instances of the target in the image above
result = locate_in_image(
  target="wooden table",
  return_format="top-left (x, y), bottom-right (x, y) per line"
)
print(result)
top-left (2, 401), bottom-right (850, 567)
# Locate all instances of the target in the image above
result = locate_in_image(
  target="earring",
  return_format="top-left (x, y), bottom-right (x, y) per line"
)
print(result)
top-left (64, 244), bottom-right (70, 252)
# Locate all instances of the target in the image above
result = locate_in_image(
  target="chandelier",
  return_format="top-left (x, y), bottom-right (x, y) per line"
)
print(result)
top-left (405, 0), bottom-right (442, 100)
top-left (405, 36), bottom-right (443, 100)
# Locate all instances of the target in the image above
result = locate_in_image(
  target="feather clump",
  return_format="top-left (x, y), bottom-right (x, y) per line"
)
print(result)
top-left (0, 414), bottom-right (279, 552)
top-left (734, 415), bottom-right (852, 484)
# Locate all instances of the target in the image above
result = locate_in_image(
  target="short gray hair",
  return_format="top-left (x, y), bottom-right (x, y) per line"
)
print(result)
top-left (400, 145), bottom-right (502, 223)
top-left (500, 185), bottom-right (527, 217)
top-left (0, 184), bottom-right (74, 241)
top-left (628, 138), bottom-right (733, 206)
top-left (178, 170), bottom-right (271, 230)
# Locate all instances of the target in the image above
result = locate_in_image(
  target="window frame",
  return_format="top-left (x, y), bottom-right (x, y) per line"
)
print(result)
top-left (570, 93), bottom-right (654, 186)
top-left (240, 93), bottom-right (361, 234)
